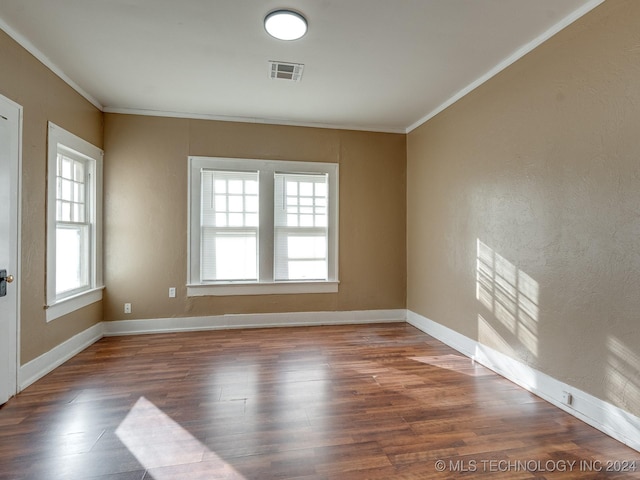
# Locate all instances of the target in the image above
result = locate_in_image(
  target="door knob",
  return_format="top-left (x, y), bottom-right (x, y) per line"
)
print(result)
top-left (0, 269), bottom-right (14, 297)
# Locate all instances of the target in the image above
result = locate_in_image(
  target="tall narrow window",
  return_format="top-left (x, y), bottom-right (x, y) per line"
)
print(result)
top-left (201, 170), bottom-right (259, 281)
top-left (55, 152), bottom-right (90, 295)
top-left (188, 157), bottom-right (338, 296)
top-left (274, 173), bottom-right (328, 281)
top-left (47, 123), bottom-right (103, 321)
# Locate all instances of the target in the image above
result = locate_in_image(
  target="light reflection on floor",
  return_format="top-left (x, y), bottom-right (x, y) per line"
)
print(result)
top-left (116, 396), bottom-right (246, 479)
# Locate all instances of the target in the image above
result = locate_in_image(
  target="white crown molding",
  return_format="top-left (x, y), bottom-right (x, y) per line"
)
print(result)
top-left (405, 0), bottom-right (606, 133)
top-left (0, 18), bottom-right (103, 111)
top-left (103, 107), bottom-right (406, 134)
top-left (407, 310), bottom-right (640, 452)
top-left (1, 0), bottom-right (604, 136)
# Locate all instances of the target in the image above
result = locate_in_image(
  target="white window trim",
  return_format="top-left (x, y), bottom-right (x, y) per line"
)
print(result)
top-left (46, 123), bottom-right (104, 322)
top-left (188, 156), bottom-right (339, 296)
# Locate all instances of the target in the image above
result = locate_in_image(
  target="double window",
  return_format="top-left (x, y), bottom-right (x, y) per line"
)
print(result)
top-left (46, 123), bottom-right (103, 321)
top-left (188, 157), bottom-right (338, 296)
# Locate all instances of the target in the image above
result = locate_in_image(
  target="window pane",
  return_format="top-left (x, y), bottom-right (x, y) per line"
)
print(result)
top-left (315, 215), bottom-right (327, 227)
top-left (202, 170), bottom-right (259, 229)
top-left (214, 179), bottom-right (226, 193)
top-left (61, 157), bottom-right (72, 179)
top-left (61, 179), bottom-right (72, 201)
top-left (74, 161), bottom-right (85, 182)
top-left (56, 225), bottom-right (90, 295)
top-left (201, 230), bottom-right (257, 281)
top-left (228, 213), bottom-right (244, 227)
top-left (228, 196), bottom-right (243, 212)
top-left (59, 201), bottom-right (71, 222)
top-left (214, 195), bottom-right (227, 211)
top-left (274, 172), bottom-right (330, 281)
top-left (246, 213), bottom-right (258, 227)
top-left (288, 236), bottom-right (326, 259)
top-left (215, 213), bottom-right (227, 227)
top-left (288, 260), bottom-right (327, 280)
top-left (246, 195), bottom-right (258, 212)
top-left (74, 183), bottom-right (84, 203)
top-left (215, 236), bottom-right (256, 280)
top-left (73, 204), bottom-right (85, 222)
top-left (299, 182), bottom-right (313, 196)
top-left (245, 180), bottom-right (258, 194)
top-left (228, 180), bottom-right (243, 194)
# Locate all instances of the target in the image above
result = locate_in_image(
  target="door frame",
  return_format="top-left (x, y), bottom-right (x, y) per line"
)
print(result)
top-left (0, 92), bottom-right (22, 403)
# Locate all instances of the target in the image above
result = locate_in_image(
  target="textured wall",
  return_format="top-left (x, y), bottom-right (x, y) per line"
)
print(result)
top-left (407, 0), bottom-right (640, 417)
top-left (0, 31), bottom-right (103, 364)
top-left (103, 114), bottom-right (406, 321)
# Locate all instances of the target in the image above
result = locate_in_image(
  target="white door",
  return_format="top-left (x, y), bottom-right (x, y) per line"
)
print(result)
top-left (0, 94), bottom-right (21, 405)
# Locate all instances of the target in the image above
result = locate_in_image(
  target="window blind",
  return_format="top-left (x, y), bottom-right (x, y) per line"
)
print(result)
top-left (200, 169), bottom-right (259, 281)
top-left (274, 172), bottom-right (329, 281)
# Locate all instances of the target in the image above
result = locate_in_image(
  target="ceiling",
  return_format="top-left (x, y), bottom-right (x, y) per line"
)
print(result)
top-left (0, 0), bottom-right (601, 133)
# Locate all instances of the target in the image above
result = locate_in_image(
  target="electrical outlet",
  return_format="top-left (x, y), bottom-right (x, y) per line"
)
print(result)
top-left (169, 287), bottom-right (176, 298)
top-left (124, 303), bottom-right (132, 314)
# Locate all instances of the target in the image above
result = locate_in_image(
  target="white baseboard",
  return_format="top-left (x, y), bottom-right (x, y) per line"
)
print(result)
top-left (407, 310), bottom-right (640, 452)
top-left (18, 308), bottom-right (638, 453)
top-left (19, 322), bottom-right (104, 391)
top-left (103, 309), bottom-right (407, 336)
top-left (19, 310), bottom-right (405, 391)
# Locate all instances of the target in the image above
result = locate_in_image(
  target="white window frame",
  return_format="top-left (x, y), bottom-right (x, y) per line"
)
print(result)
top-left (46, 123), bottom-right (104, 321)
top-left (188, 157), bottom-right (339, 296)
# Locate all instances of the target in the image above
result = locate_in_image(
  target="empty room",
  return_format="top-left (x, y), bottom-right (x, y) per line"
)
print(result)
top-left (0, 0), bottom-right (639, 478)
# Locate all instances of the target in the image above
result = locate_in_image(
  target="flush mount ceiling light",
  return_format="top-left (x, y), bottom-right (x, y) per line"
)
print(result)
top-left (264, 9), bottom-right (308, 41)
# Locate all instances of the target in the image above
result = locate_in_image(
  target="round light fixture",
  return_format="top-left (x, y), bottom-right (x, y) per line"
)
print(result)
top-left (264, 9), bottom-right (307, 41)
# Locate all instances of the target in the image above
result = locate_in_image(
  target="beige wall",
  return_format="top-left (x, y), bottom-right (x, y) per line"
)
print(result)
top-left (103, 114), bottom-right (406, 321)
top-left (0, 31), bottom-right (103, 364)
top-left (407, 0), bottom-right (640, 417)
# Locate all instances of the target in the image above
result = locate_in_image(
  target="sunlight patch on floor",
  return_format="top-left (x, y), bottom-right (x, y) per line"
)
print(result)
top-left (411, 354), bottom-right (493, 377)
top-left (116, 396), bottom-right (246, 479)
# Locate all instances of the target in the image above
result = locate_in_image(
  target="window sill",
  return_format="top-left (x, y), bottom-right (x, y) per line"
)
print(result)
top-left (187, 281), bottom-right (339, 297)
top-left (46, 287), bottom-right (104, 322)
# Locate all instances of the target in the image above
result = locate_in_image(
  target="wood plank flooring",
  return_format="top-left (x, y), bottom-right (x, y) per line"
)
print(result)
top-left (0, 323), bottom-right (638, 479)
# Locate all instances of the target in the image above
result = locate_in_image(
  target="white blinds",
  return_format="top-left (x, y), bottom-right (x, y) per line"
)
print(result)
top-left (200, 169), bottom-right (259, 281)
top-left (274, 172), bottom-right (329, 281)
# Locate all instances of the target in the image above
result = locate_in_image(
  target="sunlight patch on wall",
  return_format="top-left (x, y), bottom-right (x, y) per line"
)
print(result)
top-left (116, 396), bottom-right (246, 479)
top-left (478, 314), bottom-right (516, 357)
top-left (476, 240), bottom-right (539, 357)
top-left (606, 336), bottom-right (640, 413)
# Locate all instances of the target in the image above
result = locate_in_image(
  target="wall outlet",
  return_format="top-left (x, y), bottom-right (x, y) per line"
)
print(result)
top-left (561, 391), bottom-right (572, 406)
top-left (124, 303), bottom-right (132, 314)
top-left (169, 287), bottom-right (176, 298)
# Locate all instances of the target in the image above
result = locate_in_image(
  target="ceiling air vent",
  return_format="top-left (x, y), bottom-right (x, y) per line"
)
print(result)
top-left (269, 61), bottom-right (304, 82)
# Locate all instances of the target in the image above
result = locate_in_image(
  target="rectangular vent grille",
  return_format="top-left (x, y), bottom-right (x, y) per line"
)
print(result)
top-left (269, 61), bottom-right (304, 82)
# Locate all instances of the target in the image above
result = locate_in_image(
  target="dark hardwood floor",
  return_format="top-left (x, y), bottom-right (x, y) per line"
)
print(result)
top-left (0, 323), bottom-right (638, 479)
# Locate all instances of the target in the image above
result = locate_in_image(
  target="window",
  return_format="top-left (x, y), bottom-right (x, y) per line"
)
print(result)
top-left (46, 123), bottom-right (103, 321)
top-left (188, 157), bottom-right (338, 296)
top-left (201, 170), bottom-right (259, 282)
